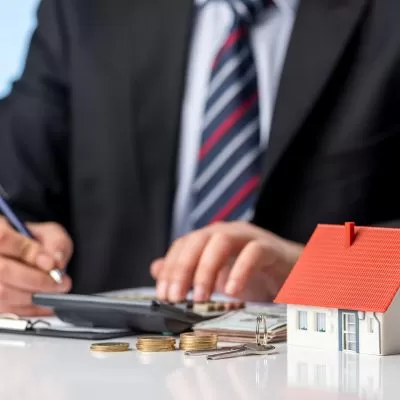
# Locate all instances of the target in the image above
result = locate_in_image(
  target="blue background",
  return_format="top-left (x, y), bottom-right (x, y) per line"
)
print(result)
top-left (0, 0), bottom-right (41, 98)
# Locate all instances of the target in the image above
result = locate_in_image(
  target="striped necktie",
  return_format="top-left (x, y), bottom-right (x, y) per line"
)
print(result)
top-left (191, 0), bottom-right (272, 229)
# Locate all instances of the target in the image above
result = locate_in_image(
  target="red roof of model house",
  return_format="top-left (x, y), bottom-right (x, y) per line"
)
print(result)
top-left (274, 222), bottom-right (400, 313)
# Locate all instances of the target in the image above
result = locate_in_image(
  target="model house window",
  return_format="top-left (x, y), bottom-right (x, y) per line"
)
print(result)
top-left (316, 313), bottom-right (326, 332)
top-left (368, 317), bottom-right (374, 333)
top-left (298, 311), bottom-right (308, 330)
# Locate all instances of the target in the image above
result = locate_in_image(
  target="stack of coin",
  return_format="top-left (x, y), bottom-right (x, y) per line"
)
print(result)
top-left (136, 336), bottom-right (176, 352)
top-left (90, 342), bottom-right (130, 353)
top-left (179, 332), bottom-right (218, 351)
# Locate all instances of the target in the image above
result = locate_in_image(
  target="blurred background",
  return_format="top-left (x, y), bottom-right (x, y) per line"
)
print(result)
top-left (0, 0), bottom-right (41, 99)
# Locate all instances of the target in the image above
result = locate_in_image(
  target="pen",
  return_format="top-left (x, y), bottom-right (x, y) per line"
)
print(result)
top-left (0, 185), bottom-right (64, 284)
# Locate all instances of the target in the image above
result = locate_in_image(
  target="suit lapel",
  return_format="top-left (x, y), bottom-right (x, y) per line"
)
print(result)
top-left (262, 0), bottom-right (368, 181)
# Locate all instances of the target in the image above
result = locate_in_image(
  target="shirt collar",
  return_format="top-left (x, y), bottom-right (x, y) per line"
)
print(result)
top-left (194, 0), bottom-right (299, 12)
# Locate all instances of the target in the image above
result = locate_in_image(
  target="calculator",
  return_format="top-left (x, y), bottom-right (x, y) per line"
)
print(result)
top-left (32, 293), bottom-right (244, 335)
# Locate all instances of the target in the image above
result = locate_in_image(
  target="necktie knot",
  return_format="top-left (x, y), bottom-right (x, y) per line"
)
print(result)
top-left (229, 0), bottom-right (273, 25)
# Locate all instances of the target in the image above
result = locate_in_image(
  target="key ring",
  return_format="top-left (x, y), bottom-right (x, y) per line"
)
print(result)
top-left (256, 314), bottom-right (268, 345)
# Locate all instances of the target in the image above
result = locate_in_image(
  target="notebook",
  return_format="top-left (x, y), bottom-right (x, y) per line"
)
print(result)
top-left (0, 313), bottom-right (132, 340)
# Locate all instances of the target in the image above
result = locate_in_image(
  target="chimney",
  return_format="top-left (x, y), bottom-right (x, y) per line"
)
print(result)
top-left (345, 222), bottom-right (355, 247)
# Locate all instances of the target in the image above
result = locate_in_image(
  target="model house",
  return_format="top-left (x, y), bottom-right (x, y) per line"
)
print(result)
top-left (274, 222), bottom-right (400, 356)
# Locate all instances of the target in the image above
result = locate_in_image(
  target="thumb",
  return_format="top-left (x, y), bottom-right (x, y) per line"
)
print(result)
top-left (27, 222), bottom-right (74, 268)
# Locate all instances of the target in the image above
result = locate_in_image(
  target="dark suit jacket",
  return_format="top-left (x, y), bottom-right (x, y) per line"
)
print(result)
top-left (0, 0), bottom-right (400, 294)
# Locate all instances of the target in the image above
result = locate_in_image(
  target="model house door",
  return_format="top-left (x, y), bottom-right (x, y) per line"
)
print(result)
top-left (342, 312), bottom-right (357, 352)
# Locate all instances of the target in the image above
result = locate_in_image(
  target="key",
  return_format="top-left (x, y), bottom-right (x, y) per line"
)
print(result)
top-left (206, 343), bottom-right (275, 360)
top-left (184, 345), bottom-right (245, 357)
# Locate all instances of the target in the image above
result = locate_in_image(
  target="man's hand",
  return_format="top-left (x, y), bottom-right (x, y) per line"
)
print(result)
top-left (151, 222), bottom-right (303, 303)
top-left (0, 217), bottom-right (73, 316)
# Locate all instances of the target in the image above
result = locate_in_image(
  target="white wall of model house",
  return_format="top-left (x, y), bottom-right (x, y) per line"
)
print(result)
top-left (382, 291), bottom-right (400, 355)
top-left (287, 304), bottom-right (384, 355)
top-left (287, 305), bottom-right (339, 351)
top-left (358, 310), bottom-right (382, 355)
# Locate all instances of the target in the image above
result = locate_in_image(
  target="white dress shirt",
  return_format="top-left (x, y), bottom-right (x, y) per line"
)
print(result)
top-left (171, 0), bottom-right (299, 240)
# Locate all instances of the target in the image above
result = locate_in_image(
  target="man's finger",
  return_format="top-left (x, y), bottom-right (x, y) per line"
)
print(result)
top-left (214, 264), bottom-right (232, 293)
top-left (203, 221), bottom-right (274, 243)
top-left (0, 219), bottom-right (56, 272)
top-left (156, 238), bottom-right (185, 299)
top-left (0, 284), bottom-right (36, 306)
top-left (28, 223), bottom-right (74, 268)
top-left (0, 257), bottom-right (72, 293)
top-left (0, 304), bottom-right (54, 317)
top-left (150, 258), bottom-right (164, 279)
top-left (166, 232), bottom-right (211, 302)
top-left (225, 241), bottom-right (276, 296)
top-left (193, 233), bottom-right (240, 302)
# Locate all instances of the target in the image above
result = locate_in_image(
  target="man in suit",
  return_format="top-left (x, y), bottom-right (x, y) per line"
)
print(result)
top-left (0, 0), bottom-right (399, 316)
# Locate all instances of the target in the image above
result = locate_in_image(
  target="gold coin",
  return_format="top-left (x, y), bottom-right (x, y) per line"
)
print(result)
top-left (136, 342), bottom-right (175, 348)
top-left (91, 348), bottom-right (129, 353)
top-left (180, 332), bottom-right (218, 340)
top-left (180, 341), bottom-right (217, 347)
top-left (179, 343), bottom-right (217, 351)
top-left (90, 342), bottom-right (130, 352)
top-left (179, 332), bottom-right (218, 351)
top-left (136, 346), bottom-right (176, 353)
top-left (179, 340), bottom-right (217, 346)
top-left (138, 336), bottom-right (175, 342)
top-left (180, 336), bottom-right (217, 343)
top-left (180, 332), bottom-right (217, 337)
top-left (91, 342), bottom-right (130, 346)
top-left (136, 340), bottom-right (175, 345)
top-left (136, 336), bottom-right (177, 352)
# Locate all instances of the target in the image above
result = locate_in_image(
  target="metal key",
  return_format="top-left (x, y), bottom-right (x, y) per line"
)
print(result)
top-left (184, 345), bottom-right (245, 357)
top-left (206, 343), bottom-right (275, 360)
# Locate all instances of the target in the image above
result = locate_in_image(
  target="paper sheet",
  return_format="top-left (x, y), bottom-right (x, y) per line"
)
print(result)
top-left (193, 308), bottom-right (286, 333)
top-left (34, 317), bottom-right (128, 333)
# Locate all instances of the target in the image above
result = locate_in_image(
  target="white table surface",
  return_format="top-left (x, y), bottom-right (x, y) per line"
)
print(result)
top-left (0, 333), bottom-right (399, 400)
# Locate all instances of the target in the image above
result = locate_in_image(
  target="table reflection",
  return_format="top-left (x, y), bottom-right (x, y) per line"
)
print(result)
top-left (1, 334), bottom-right (398, 400)
top-left (164, 354), bottom-right (284, 400)
top-left (286, 346), bottom-right (388, 399)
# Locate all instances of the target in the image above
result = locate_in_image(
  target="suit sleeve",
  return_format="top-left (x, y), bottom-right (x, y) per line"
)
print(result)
top-left (0, 0), bottom-right (70, 225)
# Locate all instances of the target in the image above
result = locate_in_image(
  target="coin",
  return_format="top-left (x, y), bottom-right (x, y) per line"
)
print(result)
top-left (179, 332), bottom-right (218, 351)
top-left (180, 332), bottom-right (218, 342)
top-left (90, 342), bottom-right (130, 352)
top-left (138, 335), bottom-right (175, 342)
top-left (136, 336), bottom-right (176, 352)
top-left (136, 345), bottom-right (175, 352)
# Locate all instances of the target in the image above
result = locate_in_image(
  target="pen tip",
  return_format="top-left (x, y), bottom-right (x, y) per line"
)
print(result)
top-left (49, 269), bottom-right (64, 284)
